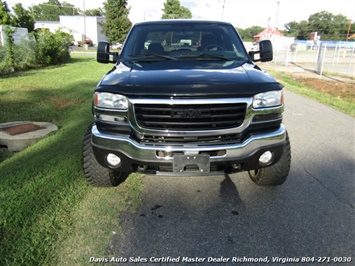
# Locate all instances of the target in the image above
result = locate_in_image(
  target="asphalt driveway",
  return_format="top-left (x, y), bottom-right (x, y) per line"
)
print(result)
top-left (108, 89), bottom-right (354, 265)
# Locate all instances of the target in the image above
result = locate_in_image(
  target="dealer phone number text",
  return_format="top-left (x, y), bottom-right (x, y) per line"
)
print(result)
top-left (301, 257), bottom-right (352, 263)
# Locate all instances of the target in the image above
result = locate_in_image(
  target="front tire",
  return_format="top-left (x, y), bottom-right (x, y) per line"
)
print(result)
top-left (82, 123), bottom-right (128, 187)
top-left (248, 133), bottom-right (291, 186)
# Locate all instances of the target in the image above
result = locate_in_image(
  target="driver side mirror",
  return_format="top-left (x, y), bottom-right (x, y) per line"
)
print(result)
top-left (97, 41), bottom-right (119, 64)
top-left (249, 40), bottom-right (273, 62)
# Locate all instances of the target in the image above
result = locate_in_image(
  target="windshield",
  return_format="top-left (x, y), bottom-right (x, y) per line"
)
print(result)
top-left (120, 21), bottom-right (248, 63)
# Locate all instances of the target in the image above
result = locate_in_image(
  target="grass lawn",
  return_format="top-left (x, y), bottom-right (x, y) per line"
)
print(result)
top-left (268, 70), bottom-right (355, 117)
top-left (0, 56), bottom-right (142, 265)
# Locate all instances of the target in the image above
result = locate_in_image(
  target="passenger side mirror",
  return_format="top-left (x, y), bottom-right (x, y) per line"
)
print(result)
top-left (259, 40), bottom-right (273, 62)
top-left (97, 41), bottom-right (119, 64)
top-left (249, 40), bottom-right (273, 62)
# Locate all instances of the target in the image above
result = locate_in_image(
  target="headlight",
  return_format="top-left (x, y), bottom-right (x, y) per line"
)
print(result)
top-left (253, 90), bottom-right (283, 108)
top-left (94, 92), bottom-right (128, 110)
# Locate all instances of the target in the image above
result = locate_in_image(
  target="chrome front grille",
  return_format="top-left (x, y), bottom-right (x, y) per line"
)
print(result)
top-left (134, 103), bottom-right (247, 131)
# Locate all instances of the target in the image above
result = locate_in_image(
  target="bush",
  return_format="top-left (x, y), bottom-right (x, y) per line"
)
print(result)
top-left (0, 28), bottom-right (73, 74)
top-left (13, 35), bottom-right (37, 69)
top-left (34, 29), bottom-right (72, 66)
top-left (0, 47), bottom-right (7, 71)
top-left (0, 26), bottom-right (16, 72)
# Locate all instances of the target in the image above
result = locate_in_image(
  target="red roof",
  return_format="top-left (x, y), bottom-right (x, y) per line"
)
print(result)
top-left (254, 27), bottom-right (284, 41)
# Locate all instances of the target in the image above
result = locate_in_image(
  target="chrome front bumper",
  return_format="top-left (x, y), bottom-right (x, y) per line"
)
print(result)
top-left (91, 124), bottom-right (287, 173)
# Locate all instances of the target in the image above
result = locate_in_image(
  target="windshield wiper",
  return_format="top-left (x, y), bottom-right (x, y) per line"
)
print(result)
top-left (128, 54), bottom-right (177, 62)
top-left (176, 53), bottom-right (234, 61)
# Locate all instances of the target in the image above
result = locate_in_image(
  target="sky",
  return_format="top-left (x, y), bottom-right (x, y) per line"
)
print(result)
top-left (6, 0), bottom-right (355, 29)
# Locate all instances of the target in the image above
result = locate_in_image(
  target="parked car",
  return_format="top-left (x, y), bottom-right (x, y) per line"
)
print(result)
top-left (111, 42), bottom-right (123, 50)
top-left (84, 37), bottom-right (93, 46)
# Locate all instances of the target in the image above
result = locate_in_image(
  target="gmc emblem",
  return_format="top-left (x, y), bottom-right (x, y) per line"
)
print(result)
top-left (171, 108), bottom-right (203, 119)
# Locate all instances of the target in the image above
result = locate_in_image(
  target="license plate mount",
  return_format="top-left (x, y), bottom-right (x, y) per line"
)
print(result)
top-left (173, 154), bottom-right (210, 173)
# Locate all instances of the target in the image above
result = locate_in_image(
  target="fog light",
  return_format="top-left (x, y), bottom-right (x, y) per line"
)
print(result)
top-left (259, 151), bottom-right (273, 165)
top-left (107, 153), bottom-right (121, 167)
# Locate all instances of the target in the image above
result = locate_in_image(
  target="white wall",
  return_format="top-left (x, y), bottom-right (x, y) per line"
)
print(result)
top-left (59, 16), bottom-right (107, 45)
top-left (34, 21), bottom-right (60, 33)
top-left (96, 17), bottom-right (107, 44)
top-left (0, 26), bottom-right (28, 45)
top-left (34, 16), bottom-right (107, 46)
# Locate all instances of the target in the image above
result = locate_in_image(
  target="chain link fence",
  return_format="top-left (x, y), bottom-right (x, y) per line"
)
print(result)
top-left (272, 41), bottom-right (355, 78)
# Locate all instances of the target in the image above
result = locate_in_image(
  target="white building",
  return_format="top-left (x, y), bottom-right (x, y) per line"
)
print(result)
top-left (35, 16), bottom-right (107, 46)
top-left (34, 21), bottom-right (60, 33)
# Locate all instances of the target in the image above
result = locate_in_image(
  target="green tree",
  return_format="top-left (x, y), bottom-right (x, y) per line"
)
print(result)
top-left (84, 8), bottom-right (104, 16)
top-left (11, 3), bottom-right (35, 32)
top-left (308, 11), bottom-right (350, 40)
top-left (237, 26), bottom-right (264, 41)
top-left (161, 0), bottom-right (192, 19)
top-left (284, 10), bottom-right (354, 40)
top-left (284, 21), bottom-right (299, 34)
top-left (102, 0), bottom-right (131, 43)
top-left (284, 20), bottom-right (309, 40)
top-left (31, 0), bottom-right (77, 21)
top-left (0, 0), bottom-right (11, 25)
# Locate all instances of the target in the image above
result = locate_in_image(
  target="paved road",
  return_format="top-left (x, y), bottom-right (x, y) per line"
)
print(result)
top-left (109, 90), bottom-right (354, 265)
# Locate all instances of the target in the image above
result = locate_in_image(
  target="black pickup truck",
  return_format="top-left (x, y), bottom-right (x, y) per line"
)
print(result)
top-left (83, 20), bottom-right (291, 187)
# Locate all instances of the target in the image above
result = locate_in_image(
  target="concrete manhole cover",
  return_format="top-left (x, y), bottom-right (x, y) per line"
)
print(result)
top-left (0, 123), bottom-right (45, 136)
top-left (0, 121), bottom-right (58, 152)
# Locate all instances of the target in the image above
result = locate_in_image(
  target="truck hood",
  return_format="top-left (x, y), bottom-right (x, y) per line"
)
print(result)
top-left (97, 61), bottom-right (283, 97)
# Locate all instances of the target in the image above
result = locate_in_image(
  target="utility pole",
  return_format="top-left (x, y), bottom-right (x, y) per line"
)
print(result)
top-left (275, 1), bottom-right (280, 29)
top-left (83, 0), bottom-right (86, 42)
top-left (346, 19), bottom-right (351, 42)
top-left (221, 0), bottom-right (225, 20)
top-left (219, 0), bottom-right (226, 20)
